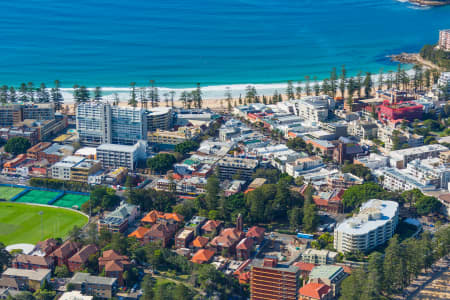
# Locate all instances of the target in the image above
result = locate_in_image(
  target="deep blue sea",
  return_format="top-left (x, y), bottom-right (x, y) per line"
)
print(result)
top-left (0, 0), bottom-right (449, 92)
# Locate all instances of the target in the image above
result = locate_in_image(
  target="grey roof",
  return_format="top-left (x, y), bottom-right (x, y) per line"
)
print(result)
top-left (2, 268), bottom-right (50, 281)
top-left (309, 265), bottom-right (343, 280)
top-left (69, 272), bottom-right (117, 286)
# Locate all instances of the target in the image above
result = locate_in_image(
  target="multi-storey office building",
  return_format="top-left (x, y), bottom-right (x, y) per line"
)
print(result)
top-left (217, 157), bottom-right (259, 182)
top-left (334, 199), bottom-right (399, 253)
top-left (250, 257), bottom-right (299, 300)
top-left (96, 141), bottom-right (147, 171)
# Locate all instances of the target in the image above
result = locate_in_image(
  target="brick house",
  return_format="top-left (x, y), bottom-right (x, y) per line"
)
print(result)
top-left (236, 238), bottom-right (254, 260)
top-left (191, 249), bottom-right (215, 264)
top-left (210, 228), bottom-right (244, 255)
top-left (201, 220), bottom-right (223, 236)
top-left (68, 244), bottom-right (99, 273)
top-left (33, 239), bottom-right (58, 257)
top-left (49, 241), bottom-right (80, 267)
top-left (12, 255), bottom-right (54, 271)
top-left (98, 250), bottom-right (131, 286)
top-left (246, 226), bottom-right (265, 244)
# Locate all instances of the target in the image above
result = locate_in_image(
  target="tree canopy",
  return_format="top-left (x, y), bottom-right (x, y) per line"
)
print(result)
top-left (147, 153), bottom-right (176, 173)
top-left (4, 137), bottom-right (31, 155)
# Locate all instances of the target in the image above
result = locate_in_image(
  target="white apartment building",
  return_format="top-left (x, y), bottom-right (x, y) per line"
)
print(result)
top-left (286, 156), bottom-right (324, 177)
top-left (278, 96), bottom-right (334, 123)
top-left (96, 141), bottom-right (147, 171)
top-left (51, 156), bottom-right (85, 180)
top-left (438, 72), bottom-right (450, 95)
top-left (146, 107), bottom-right (173, 131)
top-left (389, 144), bottom-right (448, 169)
top-left (76, 102), bottom-right (112, 146)
top-left (334, 199), bottom-right (399, 253)
top-left (439, 29), bottom-right (450, 51)
top-left (382, 157), bottom-right (450, 192)
top-left (76, 102), bottom-right (148, 146)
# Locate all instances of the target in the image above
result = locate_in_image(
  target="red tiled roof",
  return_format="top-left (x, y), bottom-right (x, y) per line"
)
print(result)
top-left (128, 227), bottom-right (150, 239)
top-left (192, 236), bottom-right (209, 248)
top-left (69, 244), bottom-right (99, 263)
top-left (35, 238), bottom-right (58, 254)
top-left (236, 238), bottom-right (254, 250)
top-left (299, 282), bottom-right (331, 299)
top-left (99, 250), bottom-right (131, 273)
top-left (201, 220), bottom-right (222, 232)
top-left (49, 240), bottom-right (79, 259)
top-left (210, 228), bottom-right (243, 248)
top-left (147, 223), bottom-right (173, 239)
top-left (141, 210), bottom-right (184, 223)
top-left (13, 254), bottom-right (53, 267)
top-left (191, 249), bottom-right (215, 264)
top-left (246, 226), bottom-right (265, 239)
top-left (293, 262), bottom-right (316, 272)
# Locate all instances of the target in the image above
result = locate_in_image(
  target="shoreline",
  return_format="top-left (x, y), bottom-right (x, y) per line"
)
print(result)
top-left (58, 68), bottom-right (415, 104)
top-left (388, 52), bottom-right (443, 71)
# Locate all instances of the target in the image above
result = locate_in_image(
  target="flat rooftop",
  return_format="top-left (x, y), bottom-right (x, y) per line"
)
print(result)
top-left (335, 199), bottom-right (398, 235)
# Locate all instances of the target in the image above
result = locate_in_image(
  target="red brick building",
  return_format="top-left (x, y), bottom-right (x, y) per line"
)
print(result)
top-left (378, 101), bottom-right (423, 122)
top-left (68, 244), bottom-right (99, 272)
top-left (250, 257), bottom-right (299, 300)
top-left (236, 238), bottom-right (254, 260)
top-left (49, 240), bottom-right (80, 267)
top-left (99, 250), bottom-right (131, 285)
top-left (12, 255), bottom-right (54, 271)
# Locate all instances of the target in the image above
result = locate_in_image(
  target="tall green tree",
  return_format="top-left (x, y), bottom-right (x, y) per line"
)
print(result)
top-left (339, 65), bottom-right (346, 98)
top-left (129, 82), bottom-right (137, 107)
top-left (4, 137), bottom-right (31, 155)
top-left (304, 75), bottom-right (311, 96)
top-left (51, 80), bottom-right (63, 110)
top-left (286, 80), bottom-right (295, 99)
top-left (296, 80), bottom-right (303, 98)
top-left (302, 185), bottom-right (318, 233)
top-left (8, 86), bottom-right (17, 103)
top-left (205, 174), bottom-right (220, 211)
top-left (0, 85), bottom-right (7, 103)
top-left (94, 86), bottom-right (102, 101)
top-left (363, 72), bottom-right (373, 98)
top-left (330, 67), bottom-right (337, 98)
top-left (383, 236), bottom-right (407, 293)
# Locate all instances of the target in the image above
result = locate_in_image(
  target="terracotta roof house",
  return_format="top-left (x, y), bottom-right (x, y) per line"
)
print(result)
top-left (210, 228), bottom-right (244, 254)
top-left (236, 238), bottom-right (254, 260)
top-left (191, 236), bottom-right (209, 250)
top-left (141, 210), bottom-right (184, 226)
top-left (201, 220), bottom-right (223, 235)
top-left (33, 239), bottom-right (58, 257)
top-left (49, 241), bottom-right (80, 266)
top-left (293, 262), bottom-right (316, 278)
top-left (99, 250), bottom-right (131, 286)
top-left (128, 227), bottom-right (150, 241)
top-left (299, 282), bottom-right (332, 300)
top-left (313, 189), bottom-right (344, 214)
top-left (68, 244), bottom-right (99, 272)
top-left (143, 223), bottom-right (176, 247)
top-left (12, 255), bottom-right (54, 271)
top-left (246, 226), bottom-right (265, 244)
top-left (191, 249), bottom-right (215, 264)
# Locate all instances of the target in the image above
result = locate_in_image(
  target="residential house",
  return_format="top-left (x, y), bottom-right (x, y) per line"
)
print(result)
top-left (98, 250), bottom-right (131, 286)
top-left (175, 228), bottom-right (195, 249)
top-left (98, 202), bottom-right (139, 233)
top-left (246, 226), bottom-right (265, 244)
top-left (201, 220), bottom-right (223, 236)
top-left (308, 265), bottom-right (347, 297)
top-left (33, 239), bottom-right (58, 257)
top-left (190, 236), bottom-right (209, 250)
top-left (299, 282), bottom-right (332, 300)
top-left (210, 228), bottom-right (244, 255)
top-left (68, 244), bottom-right (99, 273)
top-left (12, 255), bottom-right (54, 271)
top-left (49, 240), bottom-right (80, 267)
top-left (0, 268), bottom-right (51, 291)
top-left (293, 262), bottom-right (316, 279)
top-left (191, 249), bottom-right (215, 264)
top-left (236, 238), bottom-right (254, 260)
top-left (69, 273), bottom-right (117, 299)
top-left (313, 189), bottom-right (344, 214)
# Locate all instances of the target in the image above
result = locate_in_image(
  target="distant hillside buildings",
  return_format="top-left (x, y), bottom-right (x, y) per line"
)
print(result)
top-left (439, 29), bottom-right (450, 51)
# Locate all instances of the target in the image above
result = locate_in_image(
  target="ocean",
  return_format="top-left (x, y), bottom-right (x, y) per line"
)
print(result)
top-left (0, 0), bottom-right (449, 99)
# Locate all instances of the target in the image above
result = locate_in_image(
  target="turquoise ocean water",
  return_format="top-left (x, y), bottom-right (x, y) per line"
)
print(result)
top-left (0, 0), bottom-right (449, 91)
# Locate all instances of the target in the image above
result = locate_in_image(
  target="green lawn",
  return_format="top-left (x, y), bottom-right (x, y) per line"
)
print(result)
top-left (0, 186), bottom-right (26, 201)
top-left (0, 202), bottom-right (88, 246)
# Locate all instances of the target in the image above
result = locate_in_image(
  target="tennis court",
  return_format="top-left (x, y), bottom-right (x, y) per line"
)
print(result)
top-left (0, 186), bottom-right (26, 201)
top-left (53, 193), bottom-right (90, 209)
top-left (15, 190), bottom-right (61, 205)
